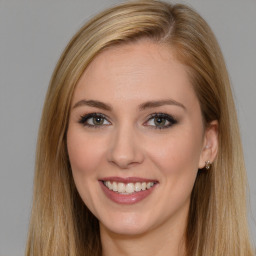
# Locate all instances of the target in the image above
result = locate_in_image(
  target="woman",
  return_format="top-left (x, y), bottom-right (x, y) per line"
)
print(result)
top-left (26, 1), bottom-right (254, 255)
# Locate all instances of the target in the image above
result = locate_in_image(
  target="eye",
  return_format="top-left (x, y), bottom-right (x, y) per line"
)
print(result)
top-left (145, 113), bottom-right (177, 129)
top-left (79, 113), bottom-right (111, 128)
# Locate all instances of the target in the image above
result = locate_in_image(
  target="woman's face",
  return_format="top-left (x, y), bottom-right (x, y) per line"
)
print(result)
top-left (67, 41), bottom-right (216, 236)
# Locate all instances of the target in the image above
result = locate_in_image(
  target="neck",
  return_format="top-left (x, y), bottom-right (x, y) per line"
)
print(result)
top-left (100, 214), bottom-right (187, 256)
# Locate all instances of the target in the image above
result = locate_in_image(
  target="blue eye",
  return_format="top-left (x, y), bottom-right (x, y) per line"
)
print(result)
top-left (146, 113), bottom-right (177, 129)
top-left (79, 113), bottom-right (111, 128)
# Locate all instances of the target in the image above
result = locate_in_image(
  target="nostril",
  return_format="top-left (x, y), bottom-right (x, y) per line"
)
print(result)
top-left (107, 130), bottom-right (144, 168)
top-left (108, 159), bottom-right (137, 169)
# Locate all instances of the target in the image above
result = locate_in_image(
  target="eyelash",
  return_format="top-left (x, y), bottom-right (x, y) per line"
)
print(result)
top-left (146, 113), bottom-right (177, 129)
top-left (78, 113), bottom-right (110, 129)
top-left (78, 112), bottom-right (177, 129)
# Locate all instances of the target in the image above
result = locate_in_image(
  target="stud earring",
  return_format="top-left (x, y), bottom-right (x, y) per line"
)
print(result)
top-left (205, 160), bottom-right (211, 170)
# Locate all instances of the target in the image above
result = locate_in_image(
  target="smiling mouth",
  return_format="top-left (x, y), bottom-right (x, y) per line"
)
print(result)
top-left (102, 181), bottom-right (157, 194)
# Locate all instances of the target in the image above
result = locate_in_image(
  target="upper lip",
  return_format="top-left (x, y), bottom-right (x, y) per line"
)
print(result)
top-left (100, 176), bottom-right (158, 184)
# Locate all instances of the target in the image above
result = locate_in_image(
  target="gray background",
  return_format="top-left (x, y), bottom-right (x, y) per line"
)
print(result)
top-left (0, 0), bottom-right (255, 255)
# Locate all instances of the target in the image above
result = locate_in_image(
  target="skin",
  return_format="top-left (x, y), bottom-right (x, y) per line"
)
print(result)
top-left (67, 40), bottom-right (218, 256)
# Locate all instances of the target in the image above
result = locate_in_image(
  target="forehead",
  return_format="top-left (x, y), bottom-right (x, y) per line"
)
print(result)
top-left (73, 40), bottom-right (198, 109)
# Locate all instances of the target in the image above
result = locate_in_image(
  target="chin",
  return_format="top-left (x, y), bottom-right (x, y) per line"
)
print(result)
top-left (98, 212), bottom-right (154, 236)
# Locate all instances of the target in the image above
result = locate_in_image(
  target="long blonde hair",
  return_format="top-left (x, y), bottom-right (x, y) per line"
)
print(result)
top-left (26, 1), bottom-right (254, 255)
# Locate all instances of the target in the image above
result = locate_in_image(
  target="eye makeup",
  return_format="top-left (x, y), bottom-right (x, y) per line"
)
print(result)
top-left (144, 113), bottom-right (178, 129)
top-left (78, 112), bottom-right (177, 130)
top-left (78, 113), bottom-right (111, 128)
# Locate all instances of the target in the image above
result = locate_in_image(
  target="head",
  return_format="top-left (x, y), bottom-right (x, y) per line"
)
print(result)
top-left (26, 1), bottom-right (252, 256)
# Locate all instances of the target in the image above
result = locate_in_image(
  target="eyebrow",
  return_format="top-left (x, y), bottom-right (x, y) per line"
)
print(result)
top-left (73, 100), bottom-right (112, 111)
top-left (139, 99), bottom-right (186, 111)
top-left (72, 99), bottom-right (186, 111)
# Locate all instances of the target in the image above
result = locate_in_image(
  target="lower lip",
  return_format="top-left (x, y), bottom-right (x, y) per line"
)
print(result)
top-left (99, 181), bottom-right (157, 205)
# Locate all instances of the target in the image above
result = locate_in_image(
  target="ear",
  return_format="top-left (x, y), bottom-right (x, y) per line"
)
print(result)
top-left (198, 120), bottom-right (218, 169)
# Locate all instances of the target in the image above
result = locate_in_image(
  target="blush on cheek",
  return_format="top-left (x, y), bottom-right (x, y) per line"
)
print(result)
top-left (148, 135), bottom-right (201, 178)
top-left (67, 129), bottom-right (98, 174)
top-left (67, 138), bottom-right (98, 207)
top-left (69, 147), bottom-right (99, 176)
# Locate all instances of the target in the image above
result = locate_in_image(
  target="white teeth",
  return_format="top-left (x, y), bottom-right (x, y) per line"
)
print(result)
top-left (103, 181), bottom-right (155, 194)
top-left (117, 182), bottom-right (126, 193)
top-left (134, 182), bottom-right (142, 192)
top-left (106, 181), bottom-right (113, 190)
top-left (147, 182), bottom-right (154, 189)
top-left (125, 183), bottom-right (135, 193)
top-left (112, 182), bottom-right (118, 192)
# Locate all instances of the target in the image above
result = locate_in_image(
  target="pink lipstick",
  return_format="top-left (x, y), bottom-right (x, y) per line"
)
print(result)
top-left (99, 177), bottom-right (158, 205)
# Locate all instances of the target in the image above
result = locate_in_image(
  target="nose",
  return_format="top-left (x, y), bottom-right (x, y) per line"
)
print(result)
top-left (107, 125), bottom-right (144, 169)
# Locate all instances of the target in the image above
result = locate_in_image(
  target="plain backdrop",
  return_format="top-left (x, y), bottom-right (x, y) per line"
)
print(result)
top-left (0, 0), bottom-right (255, 255)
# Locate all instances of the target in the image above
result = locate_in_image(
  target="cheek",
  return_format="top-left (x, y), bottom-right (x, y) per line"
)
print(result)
top-left (146, 129), bottom-right (202, 213)
top-left (66, 127), bottom-right (108, 206)
top-left (146, 129), bottom-right (203, 176)
top-left (67, 127), bottom-right (109, 212)
top-left (67, 129), bottom-right (103, 176)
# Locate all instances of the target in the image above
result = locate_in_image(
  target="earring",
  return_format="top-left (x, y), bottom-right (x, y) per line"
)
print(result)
top-left (205, 160), bottom-right (211, 170)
